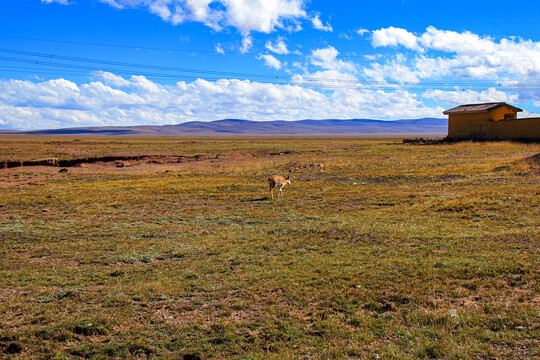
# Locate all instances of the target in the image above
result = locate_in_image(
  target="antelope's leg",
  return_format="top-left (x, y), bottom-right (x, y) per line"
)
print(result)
top-left (270, 187), bottom-right (273, 199)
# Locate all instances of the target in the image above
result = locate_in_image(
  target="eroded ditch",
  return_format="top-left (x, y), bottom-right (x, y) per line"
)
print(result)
top-left (0, 155), bottom-right (212, 169)
top-left (0, 150), bottom-right (298, 170)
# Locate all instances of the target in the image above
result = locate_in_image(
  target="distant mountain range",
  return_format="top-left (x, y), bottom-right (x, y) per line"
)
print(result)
top-left (0, 118), bottom-right (447, 136)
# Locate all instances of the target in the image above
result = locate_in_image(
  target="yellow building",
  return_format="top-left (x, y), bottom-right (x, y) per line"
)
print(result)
top-left (443, 102), bottom-right (540, 140)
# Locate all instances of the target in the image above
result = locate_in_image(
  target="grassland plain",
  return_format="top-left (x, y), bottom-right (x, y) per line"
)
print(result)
top-left (0, 137), bottom-right (538, 360)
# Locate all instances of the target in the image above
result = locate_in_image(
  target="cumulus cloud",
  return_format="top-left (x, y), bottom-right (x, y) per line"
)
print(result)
top-left (215, 44), bottom-right (225, 54)
top-left (357, 28), bottom-right (369, 36)
top-left (41, 0), bottom-right (70, 4)
top-left (310, 13), bottom-right (332, 32)
top-left (258, 54), bottom-right (282, 69)
top-left (369, 26), bottom-right (540, 80)
top-left (98, 0), bottom-right (124, 9)
top-left (240, 35), bottom-right (252, 53)
top-left (419, 26), bottom-right (496, 55)
top-left (98, 0), bottom-right (307, 34)
top-left (0, 74), bottom-right (445, 130)
top-left (225, 0), bottom-right (306, 34)
top-left (0, 78), bottom-right (147, 115)
top-left (287, 46), bottom-right (359, 88)
top-left (310, 46), bottom-right (355, 73)
top-left (371, 27), bottom-right (422, 51)
top-left (93, 71), bottom-right (132, 87)
top-left (423, 88), bottom-right (519, 107)
top-left (266, 37), bottom-right (289, 55)
top-left (364, 59), bottom-right (420, 84)
top-left (422, 27), bottom-right (540, 77)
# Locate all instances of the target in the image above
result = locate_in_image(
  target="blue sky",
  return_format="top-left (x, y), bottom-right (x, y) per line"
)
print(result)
top-left (1, 0), bottom-right (540, 129)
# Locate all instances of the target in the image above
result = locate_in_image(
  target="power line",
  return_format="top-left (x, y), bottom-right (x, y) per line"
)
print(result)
top-left (0, 48), bottom-right (283, 80)
top-left (3, 35), bottom-right (540, 60)
top-left (0, 35), bottom-right (233, 56)
top-left (3, 47), bottom-right (540, 86)
top-left (2, 48), bottom-right (540, 91)
top-left (2, 62), bottom-right (539, 91)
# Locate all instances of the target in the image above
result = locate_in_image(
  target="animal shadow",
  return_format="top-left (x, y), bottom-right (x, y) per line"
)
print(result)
top-left (248, 197), bottom-right (270, 202)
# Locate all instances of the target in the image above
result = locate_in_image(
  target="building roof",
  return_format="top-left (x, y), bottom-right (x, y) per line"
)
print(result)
top-left (443, 102), bottom-right (523, 115)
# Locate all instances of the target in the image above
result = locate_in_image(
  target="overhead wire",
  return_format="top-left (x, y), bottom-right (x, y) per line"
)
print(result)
top-left (1, 47), bottom-right (540, 91)
top-left (2, 35), bottom-right (540, 60)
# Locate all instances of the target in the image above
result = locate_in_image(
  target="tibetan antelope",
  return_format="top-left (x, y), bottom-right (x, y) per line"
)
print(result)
top-left (268, 175), bottom-right (291, 200)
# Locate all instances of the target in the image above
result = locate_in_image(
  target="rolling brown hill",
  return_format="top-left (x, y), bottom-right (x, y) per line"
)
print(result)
top-left (0, 118), bottom-right (447, 136)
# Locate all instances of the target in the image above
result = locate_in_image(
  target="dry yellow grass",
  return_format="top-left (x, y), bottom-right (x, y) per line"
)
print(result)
top-left (0, 137), bottom-right (538, 359)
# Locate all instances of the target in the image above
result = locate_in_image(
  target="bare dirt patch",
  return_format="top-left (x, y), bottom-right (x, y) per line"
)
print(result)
top-left (287, 162), bottom-right (324, 171)
top-left (523, 152), bottom-right (540, 166)
top-left (403, 137), bottom-right (446, 145)
top-left (512, 152), bottom-right (540, 174)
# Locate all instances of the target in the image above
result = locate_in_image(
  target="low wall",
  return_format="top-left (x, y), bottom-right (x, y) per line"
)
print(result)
top-left (448, 117), bottom-right (540, 140)
top-left (486, 118), bottom-right (540, 140)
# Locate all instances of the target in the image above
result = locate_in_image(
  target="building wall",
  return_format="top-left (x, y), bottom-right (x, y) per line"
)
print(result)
top-left (448, 114), bottom-right (540, 140)
top-left (448, 113), bottom-right (490, 138)
top-left (489, 106), bottom-right (518, 121)
top-left (486, 118), bottom-right (540, 140)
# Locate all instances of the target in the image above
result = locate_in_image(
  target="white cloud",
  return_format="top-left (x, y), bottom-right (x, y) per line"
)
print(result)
top-left (41, 0), bottom-right (70, 4)
top-left (240, 35), bottom-right (252, 53)
top-left (357, 28), bottom-right (369, 36)
top-left (369, 26), bottom-right (540, 80)
top-left (422, 27), bottom-right (540, 77)
top-left (419, 26), bottom-right (495, 55)
top-left (215, 44), bottom-right (225, 54)
top-left (310, 13), bottom-right (332, 32)
top-left (93, 71), bottom-right (132, 87)
top-left (0, 78), bottom-right (146, 112)
top-left (423, 88), bottom-right (519, 107)
top-left (371, 27), bottom-right (421, 51)
top-left (259, 54), bottom-right (282, 70)
top-left (364, 59), bottom-right (420, 84)
top-left (289, 46), bottom-right (359, 90)
top-left (266, 37), bottom-right (289, 55)
top-left (0, 75), bottom-right (445, 130)
top-left (98, 0), bottom-right (307, 34)
top-left (98, 0), bottom-right (124, 9)
top-left (224, 0), bottom-right (306, 34)
top-left (413, 56), bottom-right (451, 79)
top-left (310, 46), bottom-right (355, 73)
